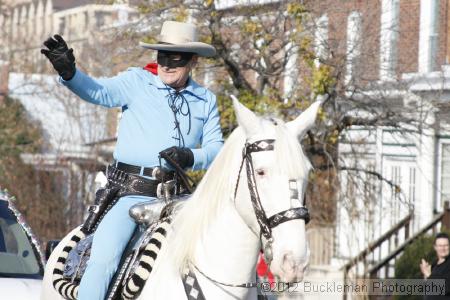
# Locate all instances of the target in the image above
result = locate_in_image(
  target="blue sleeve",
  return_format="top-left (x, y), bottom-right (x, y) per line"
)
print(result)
top-left (191, 93), bottom-right (224, 170)
top-left (59, 68), bottom-right (135, 108)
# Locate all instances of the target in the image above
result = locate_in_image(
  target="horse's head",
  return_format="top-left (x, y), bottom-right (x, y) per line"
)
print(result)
top-left (231, 96), bottom-right (323, 284)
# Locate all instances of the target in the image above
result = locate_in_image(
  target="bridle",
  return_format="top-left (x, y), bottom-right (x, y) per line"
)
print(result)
top-left (234, 139), bottom-right (310, 265)
top-left (190, 138), bottom-right (310, 290)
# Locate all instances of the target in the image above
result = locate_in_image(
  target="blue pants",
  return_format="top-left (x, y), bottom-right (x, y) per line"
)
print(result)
top-left (78, 195), bottom-right (154, 300)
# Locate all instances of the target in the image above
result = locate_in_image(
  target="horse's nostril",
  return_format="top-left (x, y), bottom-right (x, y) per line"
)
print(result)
top-left (283, 252), bottom-right (293, 262)
top-left (281, 252), bottom-right (296, 273)
top-left (303, 259), bottom-right (310, 270)
top-left (281, 252), bottom-right (310, 279)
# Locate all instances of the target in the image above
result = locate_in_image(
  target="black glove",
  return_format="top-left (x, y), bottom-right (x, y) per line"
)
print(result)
top-left (159, 146), bottom-right (194, 170)
top-left (41, 34), bottom-right (76, 81)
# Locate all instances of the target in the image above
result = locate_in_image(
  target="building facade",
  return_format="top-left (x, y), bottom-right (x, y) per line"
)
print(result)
top-left (0, 0), bottom-right (139, 73)
top-left (305, 1), bottom-right (450, 295)
top-left (1, 0), bottom-right (140, 227)
top-left (4, 0), bottom-right (450, 294)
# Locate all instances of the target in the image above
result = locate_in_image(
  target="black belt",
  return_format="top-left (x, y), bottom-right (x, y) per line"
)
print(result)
top-left (107, 165), bottom-right (160, 197)
top-left (82, 166), bottom-right (167, 234)
top-left (116, 162), bottom-right (174, 180)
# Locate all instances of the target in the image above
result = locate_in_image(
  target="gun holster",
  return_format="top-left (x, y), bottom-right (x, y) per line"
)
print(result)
top-left (81, 186), bottom-right (120, 234)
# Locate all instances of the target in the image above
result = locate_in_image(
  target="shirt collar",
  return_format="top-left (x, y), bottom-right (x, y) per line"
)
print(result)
top-left (149, 73), bottom-right (207, 101)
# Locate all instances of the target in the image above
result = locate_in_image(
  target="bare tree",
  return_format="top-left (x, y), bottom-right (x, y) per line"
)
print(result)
top-left (1, 1), bottom-right (441, 270)
top-left (126, 1), bottom-right (443, 270)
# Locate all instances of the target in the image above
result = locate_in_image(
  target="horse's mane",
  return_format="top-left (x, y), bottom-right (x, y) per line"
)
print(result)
top-left (156, 119), bottom-right (312, 275)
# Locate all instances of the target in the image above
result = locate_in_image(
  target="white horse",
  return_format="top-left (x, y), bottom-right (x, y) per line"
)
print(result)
top-left (41, 97), bottom-right (322, 300)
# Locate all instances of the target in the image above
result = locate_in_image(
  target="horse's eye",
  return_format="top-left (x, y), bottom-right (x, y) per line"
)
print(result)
top-left (256, 169), bottom-right (266, 176)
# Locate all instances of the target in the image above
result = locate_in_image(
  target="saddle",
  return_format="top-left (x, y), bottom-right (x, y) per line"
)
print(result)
top-left (51, 164), bottom-right (189, 300)
top-left (52, 196), bottom-right (188, 300)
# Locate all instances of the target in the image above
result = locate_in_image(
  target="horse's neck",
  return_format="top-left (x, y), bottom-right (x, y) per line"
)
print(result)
top-left (194, 201), bottom-right (260, 297)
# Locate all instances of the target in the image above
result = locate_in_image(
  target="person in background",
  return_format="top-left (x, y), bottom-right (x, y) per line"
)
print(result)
top-left (420, 232), bottom-right (450, 299)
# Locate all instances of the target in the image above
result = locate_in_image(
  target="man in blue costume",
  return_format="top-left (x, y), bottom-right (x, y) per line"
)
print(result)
top-left (41, 21), bottom-right (224, 299)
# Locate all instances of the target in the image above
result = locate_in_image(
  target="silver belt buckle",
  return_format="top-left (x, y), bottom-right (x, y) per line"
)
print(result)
top-left (152, 167), bottom-right (162, 180)
top-left (157, 180), bottom-right (176, 199)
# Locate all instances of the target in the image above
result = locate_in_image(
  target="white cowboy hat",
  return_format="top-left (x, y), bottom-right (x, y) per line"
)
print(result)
top-left (140, 21), bottom-right (216, 57)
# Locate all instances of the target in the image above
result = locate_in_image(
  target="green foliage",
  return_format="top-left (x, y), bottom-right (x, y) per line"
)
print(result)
top-left (0, 97), bottom-right (42, 157)
top-left (0, 96), bottom-right (43, 183)
top-left (141, 36), bottom-right (157, 44)
top-left (241, 20), bottom-right (262, 35)
top-left (395, 235), bottom-right (436, 279)
top-left (137, 3), bottom-right (167, 14)
top-left (187, 170), bottom-right (206, 186)
top-left (204, 0), bottom-right (214, 8)
top-left (216, 87), bottom-right (323, 137)
top-left (135, 1), bottom-right (336, 223)
top-left (173, 7), bottom-right (188, 22)
top-left (287, 3), bottom-right (307, 24)
top-left (0, 97), bottom-right (67, 242)
top-left (309, 65), bottom-right (335, 96)
top-left (393, 235), bottom-right (437, 300)
top-left (216, 89), bottom-right (287, 136)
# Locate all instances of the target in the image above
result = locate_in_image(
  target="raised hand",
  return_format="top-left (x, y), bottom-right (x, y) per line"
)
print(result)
top-left (420, 258), bottom-right (431, 279)
top-left (41, 34), bottom-right (76, 81)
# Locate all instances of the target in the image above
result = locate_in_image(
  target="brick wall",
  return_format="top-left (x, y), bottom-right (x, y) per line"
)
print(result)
top-left (307, 0), bottom-right (449, 83)
top-left (306, 0), bottom-right (382, 85)
top-left (438, 0), bottom-right (449, 68)
top-left (397, 0), bottom-right (420, 75)
top-left (395, 0), bottom-right (447, 74)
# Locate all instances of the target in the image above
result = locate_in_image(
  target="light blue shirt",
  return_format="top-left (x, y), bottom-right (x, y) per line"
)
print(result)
top-left (61, 67), bottom-right (224, 170)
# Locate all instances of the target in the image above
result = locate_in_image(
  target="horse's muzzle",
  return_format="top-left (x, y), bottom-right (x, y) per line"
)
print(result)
top-left (279, 252), bottom-right (308, 283)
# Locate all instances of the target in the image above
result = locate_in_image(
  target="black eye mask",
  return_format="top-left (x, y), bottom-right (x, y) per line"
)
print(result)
top-left (157, 51), bottom-right (194, 68)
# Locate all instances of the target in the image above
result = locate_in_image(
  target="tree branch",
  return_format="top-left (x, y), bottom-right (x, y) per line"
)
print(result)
top-left (339, 166), bottom-right (401, 192)
top-left (207, 10), bottom-right (255, 93)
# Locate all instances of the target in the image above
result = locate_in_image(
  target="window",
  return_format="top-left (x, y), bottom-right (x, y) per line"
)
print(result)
top-left (346, 11), bottom-right (362, 84)
top-left (11, 8), bottom-right (18, 41)
top-left (314, 15), bottom-right (328, 67)
top-left (440, 144), bottom-right (450, 203)
top-left (379, 0), bottom-right (399, 80)
top-left (215, 0), bottom-right (280, 10)
top-left (283, 41), bottom-right (298, 99)
top-left (429, 0), bottom-right (439, 71)
top-left (203, 64), bottom-right (214, 89)
top-left (255, 38), bottom-right (266, 85)
top-left (418, 0), bottom-right (439, 72)
top-left (0, 201), bottom-right (42, 278)
top-left (229, 43), bottom-right (240, 84)
top-left (409, 167), bottom-right (416, 204)
top-left (0, 14), bottom-right (4, 42)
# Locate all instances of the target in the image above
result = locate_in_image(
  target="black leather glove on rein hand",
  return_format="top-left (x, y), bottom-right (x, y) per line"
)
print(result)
top-left (159, 146), bottom-right (194, 170)
top-left (41, 34), bottom-right (76, 81)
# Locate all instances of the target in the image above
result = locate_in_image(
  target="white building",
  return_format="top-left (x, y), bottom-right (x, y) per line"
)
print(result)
top-left (0, 0), bottom-right (139, 72)
top-left (0, 0), bottom-right (140, 224)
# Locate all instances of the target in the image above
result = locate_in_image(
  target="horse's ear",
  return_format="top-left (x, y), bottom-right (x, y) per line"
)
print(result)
top-left (286, 95), bottom-right (325, 140)
top-left (231, 95), bottom-right (261, 137)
